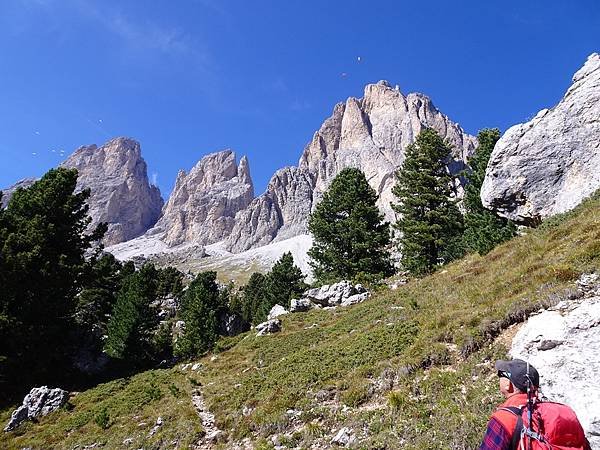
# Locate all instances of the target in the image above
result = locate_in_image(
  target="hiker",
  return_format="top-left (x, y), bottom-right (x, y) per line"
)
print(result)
top-left (479, 359), bottom-right (591, 450)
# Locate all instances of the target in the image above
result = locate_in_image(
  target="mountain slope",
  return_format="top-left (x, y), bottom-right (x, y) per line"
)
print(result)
top-left (3, 196), bottom-right (598, 448)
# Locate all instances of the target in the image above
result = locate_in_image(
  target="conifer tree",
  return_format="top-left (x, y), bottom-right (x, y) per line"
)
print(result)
top-left (104, 264), bottom-right (160, 365)
top-left (175, 271), bottom-right (224, 358)
top-left (308, 167), bottom-right (393, 283)
top-left (241, 272), bottom-right (267, 324)
top-left (391, 128), bottom-right (464, 276)
top-left (265, 252), bottom-right (306, 309)
top-left (0, 168), bottom-right (105, 389)
top-left (240, 253), bottom-right (306, 325)
top-left (462, 128), bottom-right (516, 254)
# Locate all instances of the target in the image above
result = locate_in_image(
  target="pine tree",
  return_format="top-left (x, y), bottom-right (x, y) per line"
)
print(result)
top-left (391, 128), bottom-right (464, 276)
top-left (241, 272), bottom-right (267, 325)
top-left (0, 168), bottom-right (105, 389)
top-left (265, 252), bottom-right (306, 309)
top-left (462, 129), bottom-right (516, 254)
top-left (308, 167), bottom-right (393, 283)
top-left (175, 271), bottom-right (224, 358)
top-left (104, 264), bottom-right (160, 365)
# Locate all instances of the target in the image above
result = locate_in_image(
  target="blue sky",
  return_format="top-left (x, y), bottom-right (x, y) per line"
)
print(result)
top-left (0, 0), bottom-right (598, 197)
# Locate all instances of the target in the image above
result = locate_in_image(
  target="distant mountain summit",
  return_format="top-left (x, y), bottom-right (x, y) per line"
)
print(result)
top-left (225, 80), bottom-right (477, 252)
top-left (61, 137), bottom-right (163, 245)
top-left (105, 80), bottom-right (477, 265)
top-left (1, 138), bottom-right (163, 246)
top-left (148, 149), bottom-right (254, 247)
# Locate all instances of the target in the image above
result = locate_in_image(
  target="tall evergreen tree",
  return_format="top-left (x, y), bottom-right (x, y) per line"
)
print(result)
top-left (0, 168), bottom-right (105, 390)
top-left (104, 264), bottom-right (160, 366)
top-left (175, 271), bottom-right (224, 358)
top-left (265, 252), bottom-right (306, 310)
top-left (462, 129), bottom-right (516, 254)
top-left (308, 167), bottom-right (393, 283)
top-left (240, 272), bottom-right (267, 325)
top-left (391, 128), bottom-right (464, 276)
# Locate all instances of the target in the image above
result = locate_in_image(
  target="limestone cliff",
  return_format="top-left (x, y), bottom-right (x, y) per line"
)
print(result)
top-left (481, 53), bottom-right (600, 224)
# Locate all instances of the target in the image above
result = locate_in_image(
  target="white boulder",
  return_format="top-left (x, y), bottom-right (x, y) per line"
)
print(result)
top-left (4, 386), bottom-right (69, 432)
top-left (510, 276), bottom-right (600, 447)
top-left (267, 304), bottom-right (289, 320)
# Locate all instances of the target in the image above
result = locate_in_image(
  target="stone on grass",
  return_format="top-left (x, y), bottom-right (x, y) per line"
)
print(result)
top-left (255, 319), bottom-right (282, 336)
top-left (4, 386), bottom-right (68, 432)
top-left (267, 304), bottom-right (289, 320)
top-left (290, 298), bottom-right (314, 312)
top-left (331, 427), bottom-right (358, 447)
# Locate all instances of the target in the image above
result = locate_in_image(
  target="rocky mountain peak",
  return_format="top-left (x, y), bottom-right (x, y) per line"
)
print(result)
top-left (149, 149), bottom-right (255, 247)
top-left (60, 137), bottom-right (163, 246)
top-left (225, 81), bottom-right (477, 252)
top-left (481, 53), bottom-right (600, 224)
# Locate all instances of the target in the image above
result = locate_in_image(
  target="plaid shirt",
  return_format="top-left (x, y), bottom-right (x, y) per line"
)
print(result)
top-left (479, 416), bottom-right (512, 450)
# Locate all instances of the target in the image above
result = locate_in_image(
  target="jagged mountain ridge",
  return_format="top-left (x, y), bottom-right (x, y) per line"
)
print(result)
top-left (148, 150), bottom-right (254, 247)
top-left (105, 80), bottom-right (477, 264)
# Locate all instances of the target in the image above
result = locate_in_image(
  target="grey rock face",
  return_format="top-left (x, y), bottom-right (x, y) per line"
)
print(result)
top-left (331, 427), bottom-right (358, 448)
top-left (61, 137), bottom-right (163, 245)
top-left (481, 53), bottom-right (600, 224)
top-left (290, 298), bottom-right (315, 313)
top-left (4, 386), bottom-right (69, 431)
top-left (227, 81), bottom-right (476, 252)
top-left (150, 150), bottom-right (254, 247)
top-left (510, 273), bottom-right (600, 447)
top-left (0, 178), bottom-right (37, 208)
top-left (267, 304), bottom-right (289, 320)
top-left (255, 318), bottom-right (282, 336)
top-left (303, 280), bottom-right (368, 308)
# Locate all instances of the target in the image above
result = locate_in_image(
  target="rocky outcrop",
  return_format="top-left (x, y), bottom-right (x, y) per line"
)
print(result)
top-left (4, 386), bottom-right (69, 432)
top-left (227, 81), bottom-right (476, 252)
top-left (255, 318), bottom-right (282, 336)
top-left (481, 53), bottom-right (600, 225)
top-left (267, 304), bottom-right (289, 320)
top-left (303, 281), bottom-right (369, 308)
top-left (0, 178), bottom-right (37, 208)
top-left (510, 273), bottom-right (600, 447)
top-left (61, 137), bottom-right (163, 245)
top-left (146, 150), bottom-right (254, 247)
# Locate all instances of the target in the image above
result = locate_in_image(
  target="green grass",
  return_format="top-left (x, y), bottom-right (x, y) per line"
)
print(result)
top-left (2, 192), bottom-right (599, 449)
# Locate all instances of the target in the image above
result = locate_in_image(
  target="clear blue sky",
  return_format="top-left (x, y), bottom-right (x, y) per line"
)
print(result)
top-left (0, 0), bottom-right (598, 197)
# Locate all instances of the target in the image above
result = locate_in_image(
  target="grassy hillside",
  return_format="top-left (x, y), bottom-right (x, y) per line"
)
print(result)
top-left (2, 192), bottom-right (599, 449)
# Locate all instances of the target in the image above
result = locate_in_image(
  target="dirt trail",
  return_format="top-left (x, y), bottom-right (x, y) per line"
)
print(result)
top-left (192, 389), bottom-right (223, 449)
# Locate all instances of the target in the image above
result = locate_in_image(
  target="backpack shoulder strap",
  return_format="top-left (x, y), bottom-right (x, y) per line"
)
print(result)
top-left (497, 406), bottom-right (524, 450)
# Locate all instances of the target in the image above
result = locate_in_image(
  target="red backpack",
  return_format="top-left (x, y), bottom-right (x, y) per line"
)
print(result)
top-left (500, 401), bottom-right (591, 450)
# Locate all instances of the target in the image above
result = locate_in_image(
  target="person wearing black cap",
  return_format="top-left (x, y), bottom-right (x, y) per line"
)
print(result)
top-left (479, 359), bottom-right (590, 450)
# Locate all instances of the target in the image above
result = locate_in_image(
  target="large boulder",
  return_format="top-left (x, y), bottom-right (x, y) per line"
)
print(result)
top-left (481, 53), bottom-right (600, 225)
top-left (290, 298), bottom-right (316, 313)
top-left (304, 281), bottom-right (368, 307)
top-left (267, 304), bottom-right (289, 320)
top-left (255, 319), bottom-right (282, 336)
top-left (510, 274), bottom-right (600, 447)
top-left (4, 386), bottom-right (69, 432)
